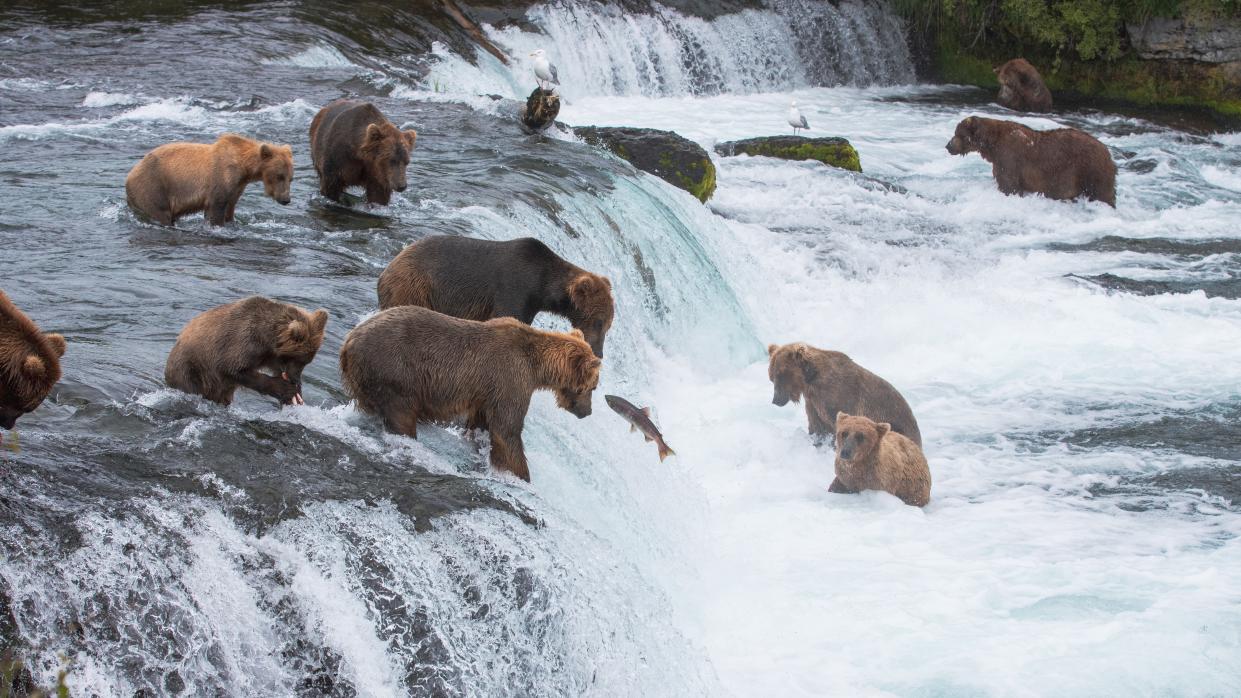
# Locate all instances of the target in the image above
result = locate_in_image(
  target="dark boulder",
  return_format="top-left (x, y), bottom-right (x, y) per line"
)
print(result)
top-left (575, 126), bottom-right (716, 202)
top-left (715, 135), bottom-right (862, 172)
top-left (519, 87), bottom-right (561, 132)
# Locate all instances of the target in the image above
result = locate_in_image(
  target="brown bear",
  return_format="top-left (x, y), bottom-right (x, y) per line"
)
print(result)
top-left (377, 236), bottom-right (615, 358)
top-left (339, 305), bottom-right (602, 482)
top-left (995, 58), bottom-right (1053, 112)
top-left (831, 412), bottom-right (931, 507)
top-left (125, 134), bottom-right (293, 226)
top-left (768, 342), bottom-right (921, 447)
top-left (165, 296), bottom-right (328, 406)
top-left (309, 100), bottom-right (416, 205)
top-left (946, 116), bottom-right (1117, 207)
top-left (0, 290), bottom-right (67, 432)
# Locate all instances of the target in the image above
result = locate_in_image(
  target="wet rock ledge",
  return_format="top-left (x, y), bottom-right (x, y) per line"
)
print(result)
top-left (715, 135), bottom-right (862, 172)
top-left (574, 126), bottom-right (717, 203)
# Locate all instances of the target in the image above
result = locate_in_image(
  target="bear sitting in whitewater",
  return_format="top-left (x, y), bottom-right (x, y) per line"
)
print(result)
top-left (339, 306), bottom-right (601, 482)
top-left (377, 236), bottom-right (615, 357)
top-left (995, 58), bottom-right (1052, 112)
top-left (309, 100), bottom-right (416, 205)
top-left (0, 290), bottom-right (67, 431)
top-left (125, 134), bottom-right (293, 226)
top-left (767, 342), bottom-right (921, 447)
top-left (831, 412), bottom-right (931, 507)
top-left (165, 296), bottom-right (328, 406)
top-left (946, 116), bottom-right (1116, 207)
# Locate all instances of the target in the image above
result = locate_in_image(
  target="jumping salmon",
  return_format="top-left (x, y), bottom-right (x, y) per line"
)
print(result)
top-left (605, 394), bottom-right (675, 461)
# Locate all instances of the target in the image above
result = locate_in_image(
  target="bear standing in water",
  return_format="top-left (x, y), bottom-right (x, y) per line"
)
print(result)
top-left (377, 236), bottom-right (615, 357)
top-left (165, 297), bottom-right (328, 406)
top-left (832, 412), bottom-right (931, 507)
top-left (946, 116), bottom-right (1117, 207)
top-left (768, 342), bottom-right (921, 447)
top-left (339, 306), bottom-right (602, 482)
top-left (125, 134), bottom-right (293, 226)
top-left (995, 58), bottom-right (1053, 112)
top-left (0, 290), bottom-right (67, 432)
top-left (309, 100), bottom-right (417, 205)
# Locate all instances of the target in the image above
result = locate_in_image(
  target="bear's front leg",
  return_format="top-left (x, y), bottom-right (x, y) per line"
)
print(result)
top-left (365, 182), bottom-right (391, 206)
top-left (237, 370), bottom-right (299, 405)
top-left (488, 423), bottom-right (531, 482)
top-left (827, 477), bottom-right (855, 494)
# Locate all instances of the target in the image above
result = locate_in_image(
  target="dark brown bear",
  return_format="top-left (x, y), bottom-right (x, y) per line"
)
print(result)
top-left (125, 134), bottom-right (293, 226)
top-left (831, 412), bottom-right (931, 507)
top-left (946, 116), bottom-right (1117, 207)
top-left (377, 236), bottom-right (615, 358)
top-left (995, 58), bottom-right (1053, 112)
top-left (165, 297), bottom-right (328, 406)
top-left (768, 342), bottom-right (921, 447)
top-left (309, 100), bottom-right (417, 205)
top-left (339, 305), bottom-right (602, 482)
top-left (0, 290), bottom-right (67, 431)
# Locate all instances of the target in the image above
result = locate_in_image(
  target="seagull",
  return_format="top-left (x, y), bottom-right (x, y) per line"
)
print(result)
top-left (788, 100), bottom-right (810, 135)
top-left (530, 49), bottom-right (559, 91)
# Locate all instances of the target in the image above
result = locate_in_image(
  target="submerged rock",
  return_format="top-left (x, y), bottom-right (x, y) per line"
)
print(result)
top-left (715, 135), bottom-right (862, 172)
top-left (574, 126), bottom-right (716, 202)
top-left (519, 87), bottom-right (561, 133)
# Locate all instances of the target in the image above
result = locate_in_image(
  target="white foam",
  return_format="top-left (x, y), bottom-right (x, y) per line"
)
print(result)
top-left (81, 91), bottom-right (143, 108)
top-left (264, 44), bottom-right (356, 69)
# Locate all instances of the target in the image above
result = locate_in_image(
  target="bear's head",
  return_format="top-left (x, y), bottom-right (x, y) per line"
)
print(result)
top-left (258, 143), bottom-right (294, 206)
top-left (568, 273), bottom-right (614, 358)
top-left (0, 293), bottom-right (67, 430)
top-left (767, 342), bottom-right (817, 407)
top-left (945, 116), bottom-right (990, 156)
top-left (553, 329), bottom-right (602, 419)
top-left (835, 411), bottom-right (888, 463)
top-left (273, 307), bottom-right (329, 400)
top-left (361, 122), bottom-right (417, 202)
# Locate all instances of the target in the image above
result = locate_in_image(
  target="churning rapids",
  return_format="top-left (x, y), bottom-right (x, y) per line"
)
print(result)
top-left (2, 1), bottom-right (1240, 696)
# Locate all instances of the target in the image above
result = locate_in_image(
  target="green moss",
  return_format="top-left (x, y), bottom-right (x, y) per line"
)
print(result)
top-left (679, 158), bottom-right (717, 202)
top-left (748, 141), bottom-right (862, 172)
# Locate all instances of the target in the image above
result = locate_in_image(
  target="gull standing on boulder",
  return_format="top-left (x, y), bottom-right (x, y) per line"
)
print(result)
top-left (788, 100), bottom-right (810, 135)
top-left (530, 49), bottom-right (560, 90)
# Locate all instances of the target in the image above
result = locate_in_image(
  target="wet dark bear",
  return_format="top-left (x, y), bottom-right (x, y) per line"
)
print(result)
top-left (340, 306), bottom-right (602, 482)
top-left (995, 58), bottom-right (1053, 112)
top-left (165, 296), bottom-right (328, 406)
top-left (0, 291), bottom-right (67, 431)
top-left (309, 100), bottom-right (417, 205)
top-left (377, 236), bottom-right (615, 358)
top-left (946, 116), bottom-right (1117, 207)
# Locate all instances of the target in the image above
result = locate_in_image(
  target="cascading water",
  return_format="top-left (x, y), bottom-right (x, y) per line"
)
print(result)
top-left (428, 0), bottom-right (915, 99)
top-left (3, 0), bottom-right (1241, 696)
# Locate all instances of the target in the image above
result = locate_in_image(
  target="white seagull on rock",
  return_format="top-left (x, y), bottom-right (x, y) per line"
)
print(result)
top-left (530, 49), bottom-right (560, 91)
top-left (788, 100), bottom-right (810, 135)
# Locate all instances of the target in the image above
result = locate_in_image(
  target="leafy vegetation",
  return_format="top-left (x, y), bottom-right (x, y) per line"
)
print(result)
top-left (895, 0), bottom-right (1241, 63)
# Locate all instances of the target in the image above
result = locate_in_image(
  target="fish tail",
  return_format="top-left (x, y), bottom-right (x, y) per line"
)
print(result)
top-left (658, 440), bottom-right (675, 462)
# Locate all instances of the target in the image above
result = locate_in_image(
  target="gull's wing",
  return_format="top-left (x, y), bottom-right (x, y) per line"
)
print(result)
top-left (549, 62), bottom-right (560, 84)
top-left (799, 114), bottom-right (810, 129)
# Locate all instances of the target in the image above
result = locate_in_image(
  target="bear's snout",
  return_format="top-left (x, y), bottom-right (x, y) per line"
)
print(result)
top-left (772, 392), bottom-right (789, 407)
top-left (839, 447), bottom-right (854, 460)
top-left (0, 413), bottom-right (18, 430)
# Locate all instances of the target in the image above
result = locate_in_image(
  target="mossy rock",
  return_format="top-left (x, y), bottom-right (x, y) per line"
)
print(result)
top-left (715, 136), bottom-right (862, 172)
top-left (574, 126), bottom-right (716, 202)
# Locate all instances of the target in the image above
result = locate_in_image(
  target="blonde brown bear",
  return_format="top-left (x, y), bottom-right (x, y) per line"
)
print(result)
top-left (126, 134), bottom-right (294, 226)
top-left (831, 411), bottom-right (931, 507)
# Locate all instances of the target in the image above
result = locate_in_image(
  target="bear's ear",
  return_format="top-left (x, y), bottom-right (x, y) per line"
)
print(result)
top-left (569, 329), bottom-right (586, 341)
top-left (875, 422), bottom-right (891, 439)
top-left (602, 276), bottom-right (612, 289)
top-left (402, 129), bottom-right (417, 149)
top-left (44, 333), bottom-right (67, 358)
top-left (310, 310), bottom-right (329, 335)
top-left (22, 354), bottom-right (46, 379)
top-left (260, 144), bottom-right (273, 160)
top-left (767, 343), bottom-right (779, 357)
top-left (285, 318), bottom-right (308, 342)
top-left (366, 123), bottom-right (385, 143)
top-left (795, 345), bottom-right (818, 382)
top-left (836, 411), bottom-right (849, 422)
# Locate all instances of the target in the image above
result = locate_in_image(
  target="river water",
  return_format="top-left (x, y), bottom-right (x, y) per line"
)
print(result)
top-left (1, 1), bottom-right (1239, 696)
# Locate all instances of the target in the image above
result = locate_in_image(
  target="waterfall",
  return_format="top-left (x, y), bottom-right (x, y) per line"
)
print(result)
top-left (428, 0), bottom-right (916, 99)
